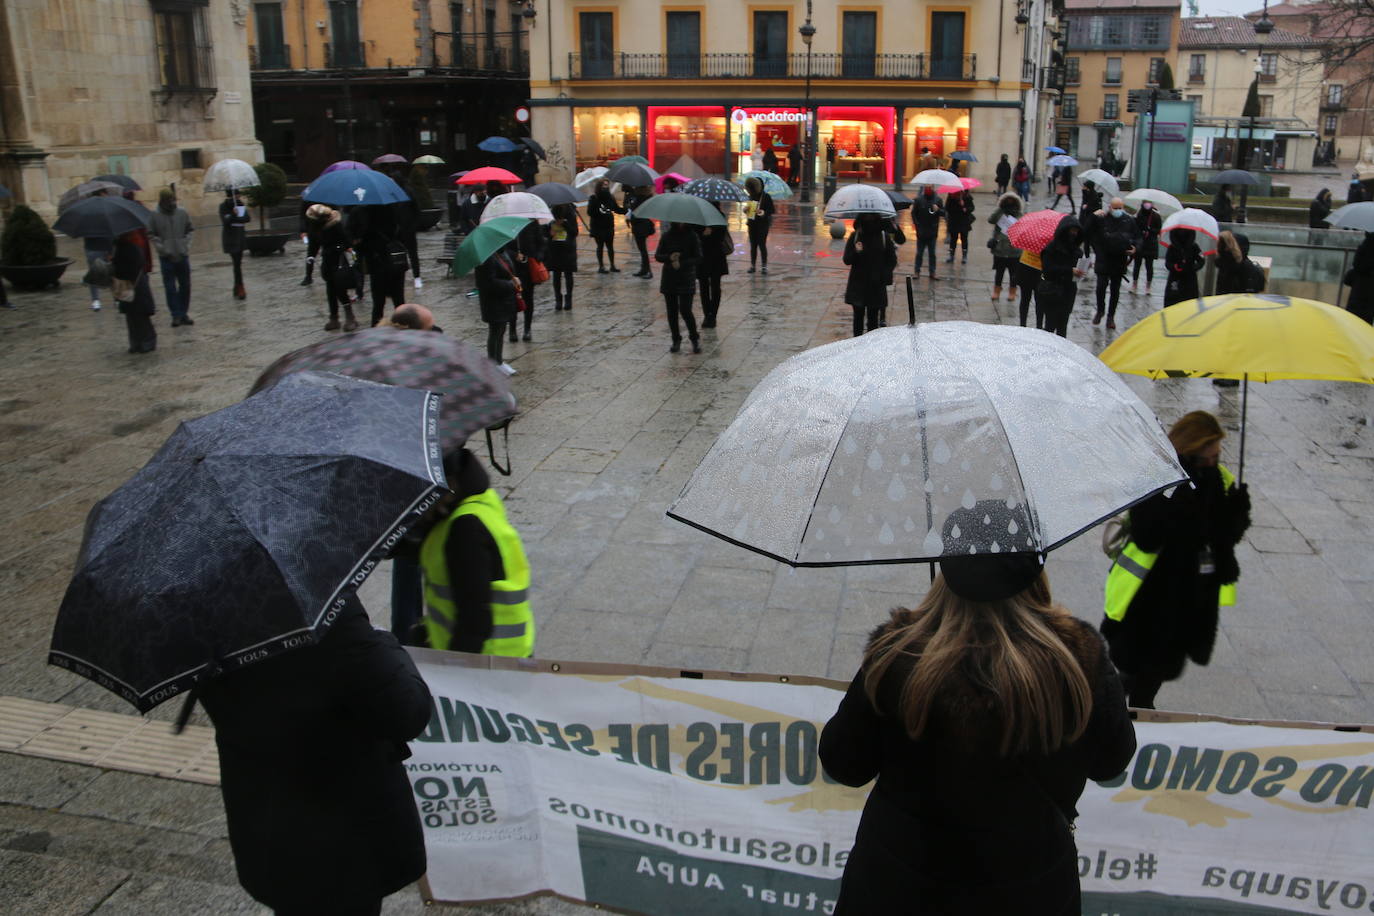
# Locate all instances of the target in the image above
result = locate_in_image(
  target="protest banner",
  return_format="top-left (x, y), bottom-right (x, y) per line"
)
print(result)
top-left (407, 650), bottom-right (1374, 915)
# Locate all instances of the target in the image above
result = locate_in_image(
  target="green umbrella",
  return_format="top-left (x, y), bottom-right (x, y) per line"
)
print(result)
top-left (632, 193), bottom-right (726, 227)
top-left (452, 216), bottom-right (528, 277)
top-left (610, 155), bottom-right (649, 167)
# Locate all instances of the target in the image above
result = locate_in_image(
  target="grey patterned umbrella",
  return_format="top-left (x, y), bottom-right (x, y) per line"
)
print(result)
top-left (49, 372), bottom-right (448, 712)
top-left (668, 322), bottom-right (1187, 566)
top-left (251, 328), bottom-right (517, 451)
top-left (683, 177), bottom-right (749, 202)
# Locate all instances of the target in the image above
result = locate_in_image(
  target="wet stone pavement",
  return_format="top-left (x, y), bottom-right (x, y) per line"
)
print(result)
top-left (1, 187), bottom-right (1371, 914)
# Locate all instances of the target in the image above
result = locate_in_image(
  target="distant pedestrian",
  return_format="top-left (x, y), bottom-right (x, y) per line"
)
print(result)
top-left (544, 202), bottom-right (578, 311)
top-left (1087, 198), bottom-right (1139, 329)
top-left (843, 213), bottom-right (898, 337)
top-left (1048, 164), bottom-right (1060, 197)
top-left (1162, 228), bottom-right (1204, 307)
top-left (1211, 185), bottom-right (1234, 223)
top-left (1214, 230), bottom-right (1248, 295)
top-left (995, 153), bottom-right (1012, 196)
top-left (1308, 188), bottom-right (1332, 229)
top-left (787, 142), bottom-right (803, 187)
top-left (763, 146), bottom-right (779, 175)
top-left (1037, 216), bottom-right (1086, 337)
top-left (459, 186), bottom-right (489, 235)
top-left (917, 147), bottom-right (938, 173)
top-left (751, 146), bottom-right (765, 172)
top-left (219, 190), bottom-right (251, 300)
top-left (1078, 181), bottom-right (1102, 234)
top-left (744, 176), bottom-right (774, 274)
top-left (587, 178), bottom-right (625, 273)
top-left (695, 209), bottom-right (732, 329)
top-left (509, 220), bottom-right (545, 342)
top-left (1018, 247), bottom-right (1043, 329)
top-left (305, 204), bottom-right (359, 332)
top-left (945, 189), bottom-right (975, 264)
top-left (393, 183), bottom-right (423, 291)
top-left (81, 188), bottom-right (116, 312)
top-left (988, 194), bottom-right (1023, 306)
top-left (475, 246), bottom-right (520, 374)
top-left (1344, 232), bottom-right (1374, 324)
top-left (1349, 175), bottom-right (1367, 205)
top-left (1049, 167), bottom-right (1074, 212)
top-left (911, 187), bottom-right (945, 280)
top-left (1101, 410), bottom-right (1250, 708)
top-left (1130, 203), bottom-right (1163, 292)
top-left (625, 185), bottom-right (656, 279)
top-left (518, 145), bottom-right (539, 188)
top-left (147, 188), bottom-right (194, 327)
top-left (298, 200), bottom-right (316, 287)
top-left (655, 221), bottom-right (702, 354)
top-left (350, 205), bottom-right (408, 327)
top-left (1013, 158), bottom-right (1032, 202)
top-left (111, 228), bottom-right (157, 354)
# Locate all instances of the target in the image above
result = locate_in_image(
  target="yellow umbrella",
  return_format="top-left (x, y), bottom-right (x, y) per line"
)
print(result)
top-left (1099, 294), bottom-right (1374, 480)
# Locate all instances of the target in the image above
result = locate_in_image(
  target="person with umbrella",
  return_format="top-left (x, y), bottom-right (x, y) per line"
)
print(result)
top-left (588, 177), bottom-right (625, 273)
top-left (1162, 228), bottom-right (1205, 307)
top-left (625, 185), bottom-right (657, 279)
top-left (518, 144), bottom-right (539, 188)
top-left (111, 226), bottom-right (157, 353)
top-left (1211, 184), bottom-right (1235, 223)
top-left (1102, 411), bottom-right (1250, 709)
top-left (1079, 180), bottom-right (1102, 238)
top-left (1130, 202), bottom-right (1163, 293)
top-left (820, 551), bottom-right (1136, 914)
top-left (743, 175), bottom-right (775, 275)
top-left (349, 204), bottom-right (408, 327)
top-left (987, 193), bottom-right (1023, 308)
top-left (787, 142), bottom-right (803, 187)
top-left (763, 145), bottom-right (779, 175)
top-left (459, 183), bottom-right (489, 235)
top-left (475, 243), bottom-right (521, 374)
top-left (219, 190), bottom-right (251, 300)
top-left (508, 217), bottom-right (546, 342)
top-left (1013, 157), bottom-right (1032, 202)
top-left (1086, 197), bottom-right (1139, 330)
top-left (1344, 232), bottom-right (1374, 324)
top-left (1309, 188), bottom-right (1333, 231)
top-left (995, 153), bottom-right (1012, 196)
top-left (944, 187), bottom-right (975, 265)
top-left (305, 204), bottom-right (360, 332)
top-left (843, 213), bottom-right (899, 337)
top-left (911, 187), bottom-right (945, 280)
top-left (1037, 216), bottom-right (1087, 337)
top-left (655, 220), bottom-right (703, 353)
top-left (1049, 165), bottom-right (1074, 212)
top-left (544, 202), bottom-right (578, 311)
top-left (77, 187), bottom-right (118, 312)
top-left (695, 203), bottom-right (733, 329)
top-left (147, 188), bottom-right (194, 327)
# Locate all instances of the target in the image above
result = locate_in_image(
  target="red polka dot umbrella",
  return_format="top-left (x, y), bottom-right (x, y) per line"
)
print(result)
top-left (1006, 209), bottom-right (1066, 254)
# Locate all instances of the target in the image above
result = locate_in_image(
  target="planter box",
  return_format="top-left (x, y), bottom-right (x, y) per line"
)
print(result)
top-left (0, 258), bottom-right (74, 291)
top-left (244, 231), bottom-right (292, 256)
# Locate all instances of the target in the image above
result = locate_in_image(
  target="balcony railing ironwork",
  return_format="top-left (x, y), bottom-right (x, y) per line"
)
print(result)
top-left (568, 51), bottom-right (976, 81)
top-left (249, 44), bottom-right (292, 70)
top-left (1041, 66), bottom-right (1066, 93)
top-left (324, 42), bottom-right (366, 69)
top-left (432, 31), bottom-right (530, 74)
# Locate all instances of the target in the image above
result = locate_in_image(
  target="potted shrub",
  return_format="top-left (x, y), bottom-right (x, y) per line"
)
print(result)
top-left (409, 168), bottom-right (443, 231)
top-left (242, 162), bottom-right (292, 256)
top-left (0, 204), bottom-right (73, 290)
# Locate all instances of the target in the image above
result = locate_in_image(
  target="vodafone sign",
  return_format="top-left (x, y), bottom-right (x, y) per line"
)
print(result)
top-left (731, 108), bottom-right (808, 124)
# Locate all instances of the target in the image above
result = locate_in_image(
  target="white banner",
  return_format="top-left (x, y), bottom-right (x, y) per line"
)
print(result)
top-left (406, 650), bottom-right (1374, 915)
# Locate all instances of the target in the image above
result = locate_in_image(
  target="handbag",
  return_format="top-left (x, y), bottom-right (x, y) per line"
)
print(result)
top-left (527, 256), bottom-right (549, 285)
top-left (83, 256), bottom-right (113, 289)
top-left (111, 270), bottom-right (140, 304)
top-left (385, 237), bottom-right (409, 271)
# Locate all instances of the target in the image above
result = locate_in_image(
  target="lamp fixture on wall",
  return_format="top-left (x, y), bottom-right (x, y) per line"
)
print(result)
top-left (518, 1), bottom-right (536, 24)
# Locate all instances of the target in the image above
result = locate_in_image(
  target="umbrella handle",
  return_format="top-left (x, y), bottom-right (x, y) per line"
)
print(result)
top-left (486, 418), bottom-right (513, 477)
top-left (906, 276), bottom-right (916, 325)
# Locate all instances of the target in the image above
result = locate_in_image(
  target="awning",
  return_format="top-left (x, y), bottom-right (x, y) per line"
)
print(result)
top-left (1275, 130), bottom-right (1317, 138)
top-left (1094, 120), bottom-right (1125, 128)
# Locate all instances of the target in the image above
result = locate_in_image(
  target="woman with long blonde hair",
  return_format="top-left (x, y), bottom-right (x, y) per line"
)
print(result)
top-left (821, 545), bottom-right (1136, 914)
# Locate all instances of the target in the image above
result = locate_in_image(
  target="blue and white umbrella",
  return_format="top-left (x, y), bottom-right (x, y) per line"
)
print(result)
top-left (1045, 146), bottom-right (1067, 154)
top-left (302, 169), bottom-right (410, 207)
top-left (949, 151), bottom-right (978, 162)
top-left (478, 136), bottom-right (523, 154)
top-left (736, 170), bottom-right (792, 199)
top-left (1047, 154), bottom-right (1079, 168)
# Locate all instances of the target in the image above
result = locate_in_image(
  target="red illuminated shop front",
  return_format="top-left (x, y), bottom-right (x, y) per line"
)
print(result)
top-left (647, 106), bottom-right (727, 176)
top-left (818, 106), bottom-right (895, 184)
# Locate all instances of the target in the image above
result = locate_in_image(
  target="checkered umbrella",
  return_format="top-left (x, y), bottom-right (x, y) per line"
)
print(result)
top-left (1006, 209), bottom-right (1066, 253)
top-left (251, 329), bottom-right (517, 451)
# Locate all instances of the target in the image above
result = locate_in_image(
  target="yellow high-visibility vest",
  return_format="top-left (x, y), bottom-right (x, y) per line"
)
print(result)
top-left (420, 489), bottom-right (533, 656)
top-left (1104, 465), bottom-right (1238, 621)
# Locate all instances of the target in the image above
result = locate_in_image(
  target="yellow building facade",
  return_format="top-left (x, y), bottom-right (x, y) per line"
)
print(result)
top-left (526, 0), bottom-right (1059, 187)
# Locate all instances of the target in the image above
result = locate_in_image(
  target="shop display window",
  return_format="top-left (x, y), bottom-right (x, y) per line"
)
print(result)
top-left (648, 106), bottom-right (726, 176)
top-left (572, 107), bottom-right (640, 170)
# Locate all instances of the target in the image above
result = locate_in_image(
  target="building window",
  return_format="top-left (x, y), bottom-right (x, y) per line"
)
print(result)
top-left (666, 11), bottom-right (700, 77)
top-left (753, 10), bottom-right (788, 77)
top-left (1061, 94), bottom-right (1078, 119)
top-left (328, 0), bottom-right (362, 68)
top-left (253, 3), bottom-right (287, 69)
top-left (1065, 57), bottom-right (1080, 84)
top-left (1139, 15), bottom-right (1162, 46)
top-left (1258, 94), bottom-right (1274, 117)
top-left (1327, 84), bottom-right (1343, 105)
top-left (1259, 52), bottom-right (1277, 81)
top-left (841, 11), bottom-right (877, 78)
top-left (1103, 94), bottom-right (1119, 119)
top-left (1324, 114), bottom-right (1338, 135)
top-left (1189, 54), bottom-right (1205, 82)
top-left (1104, 57), bottom-right (1122, 84)
top-left (930, 11), bottom-right (966, 79)
top-left (153, 1), bottom-right (215, 89)
top-left (180, 148), bottom-right (202, 170)
top-left (1187, 94), bottom-right (1203, 115)
top-left (579, 11), bottom-right (614, 77)
top-left (1147, 57), bottom-right (1164, 85)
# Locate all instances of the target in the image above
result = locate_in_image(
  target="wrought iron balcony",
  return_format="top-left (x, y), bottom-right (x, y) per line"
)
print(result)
top-left (249, 44), bottom-right (293, 71)
top-left (1041, 66), bottom-right (1066, 93)
top-left (432, 31), bottom-right (530, 75)
top-left (567, 51), bottom-right (977, 81)
top-left (323, 42), bottom-right (366, 69)
top-left (1320, 98), bottom-right (1346, 111)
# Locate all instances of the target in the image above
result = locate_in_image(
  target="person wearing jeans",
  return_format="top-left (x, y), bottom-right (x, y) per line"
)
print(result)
top-left (84, 237), bottom-right (113, 311)
top-left (148, 188), bottom-right (194, 326)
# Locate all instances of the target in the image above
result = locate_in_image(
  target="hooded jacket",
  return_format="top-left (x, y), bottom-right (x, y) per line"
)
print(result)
top-left (988, 194), bottom-right (1024, 260)
top-left (911, 192), bottom-right (945, 239)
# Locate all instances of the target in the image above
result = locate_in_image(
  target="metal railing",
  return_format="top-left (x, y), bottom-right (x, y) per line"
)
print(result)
top-left (568, 51), bottom-right (976, 81)
top-left (431, 31), bottom-right (530, 74)
top-left (324, 42), bottom-right (366, 69)
top-left (249, 44), bottom-right (293, 70)
top-left (1041, 66), bottom-right (1066, 93)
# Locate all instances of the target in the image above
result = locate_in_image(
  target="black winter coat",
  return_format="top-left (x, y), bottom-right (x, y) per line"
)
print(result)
top-left (1037, 217), bottom-right (1083, 311)
top-left (1346, 234), bottom-right (1374, 323)
top-left (1101, 461), bottom-right (1250, 682)
top-left (995, 159), bottom-right (1012, 184)
top-left (1134, 209), bottom-right (1163, 259)
top-left (655, 225), bottom-right (701, 293)
top-left (945, 194), bottom-right (975, 232)
top-left (544, 213), bottom-right (578, 272)
top-left (1211, 191), bottom-right (1234, 223)
top-left (197, 599), bottom-right (432, 911)
top-left (625, 190), bottom-right (657, 239)
top-left (911, 194), bottom-right (944, 239)
top-left (1163, 239), bottom-right (1205, 306)
top-left (587, 188), bottom-right (625, 241)
top-left (820, 614), bottom-right (1136, 915)
top-left (219, 198), bottom-right (250, 254)
top-left (842, 224), bottom-right (897, 306)
top-left (1309, 196), bottom-right (1332, 229)
top-left (1089, 211), bottom-right (1140, 274)
top-left (475, 250), bottom-right (519, 324)
top-left (694, 224), bottom-right (733, 278)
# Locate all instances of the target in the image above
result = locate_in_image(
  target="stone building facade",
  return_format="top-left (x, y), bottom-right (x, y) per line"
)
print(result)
top-left (0, 0), bottom-right (261, 222)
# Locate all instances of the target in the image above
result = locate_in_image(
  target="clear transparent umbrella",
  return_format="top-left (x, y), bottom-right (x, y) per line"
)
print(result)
top-left (668, 322), bottom-right (1186, 566)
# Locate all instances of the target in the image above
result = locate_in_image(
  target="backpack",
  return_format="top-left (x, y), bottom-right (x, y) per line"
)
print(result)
top-left (1241, 259), bottom-right (1266, 293)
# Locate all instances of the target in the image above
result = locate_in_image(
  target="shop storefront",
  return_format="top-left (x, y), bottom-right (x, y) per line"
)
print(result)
top-left (572, 106), bottom-right (641, 170)
top-left (730, 107), bottom-right (807, 180)
top-left (647, 106), bottom-right (726, 176)
top-left (902, 109), bottom-right (970, 179)
top-left (818, 106), bottom-right (895, 183)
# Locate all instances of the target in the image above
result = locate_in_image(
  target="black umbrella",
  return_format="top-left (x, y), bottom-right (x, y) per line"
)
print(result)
top-left (526, 182), bottom-right (585, 206)
top-left (53, 196), bottom-right (150, 239)
top-left (1212, 169), bottom-right (1259, 186)
top-left (520, 137), bottom-right (547, 160)
top-left (885, 190), bottom-right (914, 210)
top-left (93, 174), bottom-right (142, 192)
top-left (48, 372), bottom-right (448, 713)
top-left (604, 160), bottom-right (658, 188)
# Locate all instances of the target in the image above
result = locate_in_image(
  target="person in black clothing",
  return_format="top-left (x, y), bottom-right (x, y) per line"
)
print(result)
top-left (111, 229), bottom-right (157, 354)
top-left (349, 206), bottom-right (407, 327)
top-left (1162, 228), bottom-right (1205, 307)
top-left (458, 187), bottom-right (488, 235)
top-left (1086, 198), bottom-right (1139, 329)
top-left (518, 146), bottom-right (539, 188)
top-left (1345, 232), bottom-right (1374, 324)
top-left (1037, 216), bottom-right (1087, 337)
top-left (392, 186), bottom-right (422, 291)
top-left (219, 190), bottom-right (251, 300)
top-left (544, 203), bottom-right (578, 311)
top-left (1049, 166), bottom-right (1074, 211)
top-left (843, 214), bottom-right (899, 337)
top-left (695, 208), bottom-right (733, 328)
top-left (509, 220), bottom-right (545, 341)
top-left (1309, 188), bottom-right (1333, 229)
top-left (298, 199), bottom-right (316, 287)
top-left (624, 185), bottom-right (656, 278)
top-left (787, 142), bottom-right (803, 187)
top-left (1078, 181), bottom-right (1102, 244)
top-left (744, 176), bottom-right (775, 273)
top-left (1211, 185), bottom-right (1234, 223)
top-left (762, 146), bottom-right (779, 174)
top-left (305, 204), bottom-right (360, 332)
top-left (587, 178), bottom-right (625, 273)
top-left (197, 596), bottom-right (431, 916)
top-left (1130, 202), bottom-right (1163, 292)
top-left (475, 245), bottom-right (520, 369)
top-left (1214, 230), bottom-right (1248, 295)
top-left (655, 222), bottom-right (702, 353)
top-left (911, 187), bottom-right (945, 279)
top-left (994, 153), bottom-right (1012, 196)
top-left (944, 189), bottom-right (975, 264)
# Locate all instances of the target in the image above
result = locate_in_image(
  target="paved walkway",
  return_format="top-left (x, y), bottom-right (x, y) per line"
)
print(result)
top-left (1, 185), bottom-right (1371, 913)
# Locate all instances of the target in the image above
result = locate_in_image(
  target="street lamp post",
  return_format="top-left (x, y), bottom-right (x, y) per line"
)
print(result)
top-left (799, 2), bottom-right (816, 203)
top-left (1234, 3), bottom-right (1273, 223)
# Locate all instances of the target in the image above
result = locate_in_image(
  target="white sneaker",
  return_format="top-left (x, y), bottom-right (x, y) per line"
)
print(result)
top-left (413, 277), bottom-right (424, 290)
top-left (498, 362), bottom-right (517, 376)
top-left (90, 299), bottom-right (102, 311)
